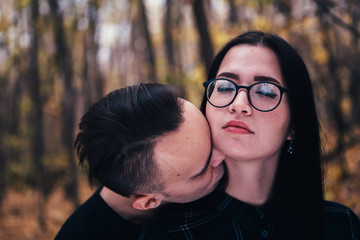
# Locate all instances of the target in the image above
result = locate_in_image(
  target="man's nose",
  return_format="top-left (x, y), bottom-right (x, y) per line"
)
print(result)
top-left (210, 148), bottom-right (225, 167)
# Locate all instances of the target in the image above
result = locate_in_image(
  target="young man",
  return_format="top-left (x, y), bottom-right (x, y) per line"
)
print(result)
top-left (55, 83), bottom-right (225, 239)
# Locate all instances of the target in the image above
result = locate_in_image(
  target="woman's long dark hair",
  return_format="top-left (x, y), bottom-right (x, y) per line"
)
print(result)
top-left (200, 31), bottom-right (325, 240)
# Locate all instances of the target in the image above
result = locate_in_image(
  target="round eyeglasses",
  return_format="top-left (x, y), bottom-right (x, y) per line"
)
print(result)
top-left (203, 78), bottom-right (288, 112)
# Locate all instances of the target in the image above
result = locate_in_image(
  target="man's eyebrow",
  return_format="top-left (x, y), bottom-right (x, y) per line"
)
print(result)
top-left (254, 76), bottom-right (281, 85)
top-left (217, 72), bottom-right (239, 80)
top-left (191, 150), bottom-right (212, 179)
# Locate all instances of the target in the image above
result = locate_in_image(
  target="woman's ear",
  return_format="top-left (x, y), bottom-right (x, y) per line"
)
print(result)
top-left (287, 129), bottom-right (295, 140)
top-left (132, 194), bottom-right (163, 210)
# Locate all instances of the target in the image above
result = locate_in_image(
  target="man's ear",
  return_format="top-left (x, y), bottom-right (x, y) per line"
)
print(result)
top-left (132, 194), bottom-right (163, 210)
top-left (287, 129), bottom-right (295, 140)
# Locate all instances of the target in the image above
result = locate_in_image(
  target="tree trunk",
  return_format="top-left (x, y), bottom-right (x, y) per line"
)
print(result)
top-left (227, 0), bottom-right (238, 24)
top-left (83, 0), bottom-right (103, 109)
top-left (0, 56), bottom-right (23, 219)
top-left (349, 2), bottom-right (360, 126)
top-left (29, 0), bottom-right (47, 230)
top-left (138, 0), bottom-right (157, 83)
top-left (163, 0), bottom-right (187, 97)
top-left (0, 75), bottom-right (9, 219)
top-left (316, 2), bottom-right (348, 177)
top-left (164, 0), bottom-right (176, 74)
top-left (48, 0), bottom-right (79, 207)
top-left (191, 0), bottom-right (214, 75)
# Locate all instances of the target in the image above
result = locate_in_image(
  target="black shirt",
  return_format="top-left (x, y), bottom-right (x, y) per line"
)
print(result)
top-left (54, 188), bottom-right (142, 240)
top-left (55, 188), bottom-right (360, 239)
top-left (142, 190), bottom-right (360, 240)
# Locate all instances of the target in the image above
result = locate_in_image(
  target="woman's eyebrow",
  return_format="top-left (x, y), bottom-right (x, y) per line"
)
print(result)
top-left (254, 76), bottom-right (281, 85)
top-left (217, 72), bottom-right (239, 80)
top-left (217, 73), bottom-right (282, 85)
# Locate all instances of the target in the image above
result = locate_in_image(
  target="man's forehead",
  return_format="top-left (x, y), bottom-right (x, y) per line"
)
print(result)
top-left (153, 101), bottom-right (211, 176)
top-left (180, 99), bottom-right (204, 118)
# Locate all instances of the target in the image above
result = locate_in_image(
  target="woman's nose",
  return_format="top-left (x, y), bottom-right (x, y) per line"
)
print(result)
top-left (228, 90), bottom-right (252, 115)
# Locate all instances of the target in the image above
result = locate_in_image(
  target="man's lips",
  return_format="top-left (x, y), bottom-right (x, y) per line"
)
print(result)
top-left (223, 120), bottom-right (255, 134)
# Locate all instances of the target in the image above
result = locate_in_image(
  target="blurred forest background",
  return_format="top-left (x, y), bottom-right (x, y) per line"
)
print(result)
top-left (0, 0), bottom-right (359, 239)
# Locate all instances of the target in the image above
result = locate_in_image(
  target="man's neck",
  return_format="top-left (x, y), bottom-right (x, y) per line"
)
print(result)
top-left (99, 187), bottom-right (155, 224)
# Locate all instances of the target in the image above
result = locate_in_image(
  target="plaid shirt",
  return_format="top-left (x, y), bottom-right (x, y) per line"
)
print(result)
top-left (139, 190), bottom-right (360, 240)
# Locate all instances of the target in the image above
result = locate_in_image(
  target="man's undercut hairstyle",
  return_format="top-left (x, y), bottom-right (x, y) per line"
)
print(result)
top-left (75, 83), bottom-right (184, 197)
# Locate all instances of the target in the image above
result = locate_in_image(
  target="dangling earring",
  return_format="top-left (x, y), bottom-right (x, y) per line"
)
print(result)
top-left (287, 139), bottom-right (294, 155)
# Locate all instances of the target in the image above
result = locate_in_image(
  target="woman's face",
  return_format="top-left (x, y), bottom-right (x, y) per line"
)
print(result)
top-left (206, 45), bottom-right (292, 163)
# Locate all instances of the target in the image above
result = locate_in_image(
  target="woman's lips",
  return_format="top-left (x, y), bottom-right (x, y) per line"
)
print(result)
top-left (223, 120), bottom-right (255, 134)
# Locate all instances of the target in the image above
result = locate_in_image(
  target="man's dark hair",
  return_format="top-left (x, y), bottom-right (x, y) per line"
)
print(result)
top-left (75, 83), bottom-right (184, 197)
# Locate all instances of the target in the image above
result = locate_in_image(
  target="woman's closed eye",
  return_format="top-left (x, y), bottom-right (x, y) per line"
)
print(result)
top-left (217, 87), bottom-right (235, 94)
top-left (254, 90), bottom-right (278, 98)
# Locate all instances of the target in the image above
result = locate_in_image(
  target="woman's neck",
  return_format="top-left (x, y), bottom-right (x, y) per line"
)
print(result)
top-left (225, 156), bottom-right (279, 207)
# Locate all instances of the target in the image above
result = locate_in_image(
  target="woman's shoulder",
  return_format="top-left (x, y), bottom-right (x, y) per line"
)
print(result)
top-left (324, 200), bottom-right (357, 214)
top-left (323, 200), bottom-right (360, 240)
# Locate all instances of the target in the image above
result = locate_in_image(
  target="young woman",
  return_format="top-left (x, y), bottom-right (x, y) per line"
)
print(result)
top-left (199, 31), bottom-right (359, 240)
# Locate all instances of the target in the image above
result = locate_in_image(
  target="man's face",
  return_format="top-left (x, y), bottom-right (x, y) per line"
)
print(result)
top-left (153, 100), bottom-right (225, 203)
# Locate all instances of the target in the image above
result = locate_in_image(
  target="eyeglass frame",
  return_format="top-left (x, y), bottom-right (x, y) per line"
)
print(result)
top-left (203, 78), bottom-right (288, 112)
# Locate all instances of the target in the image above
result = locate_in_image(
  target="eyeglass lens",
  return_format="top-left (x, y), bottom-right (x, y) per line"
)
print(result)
top-left (206, 79), bottom-right (282, 111)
